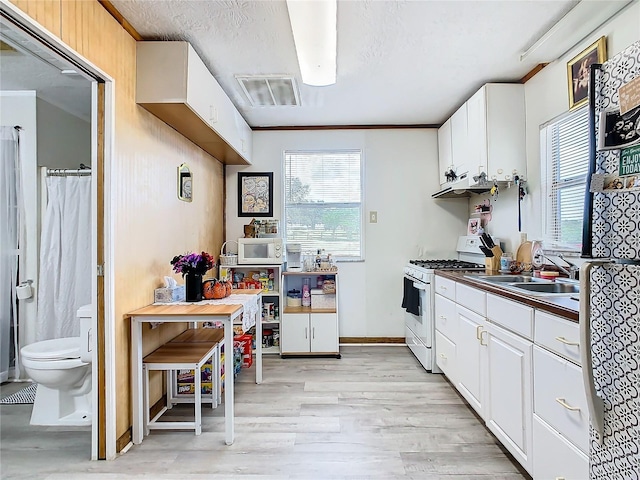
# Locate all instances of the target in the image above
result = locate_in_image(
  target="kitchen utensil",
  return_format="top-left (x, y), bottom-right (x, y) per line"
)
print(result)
top-left (481, 232), bottom-right (495, 248)
top-left (480, 245), bottom-right (494, 257)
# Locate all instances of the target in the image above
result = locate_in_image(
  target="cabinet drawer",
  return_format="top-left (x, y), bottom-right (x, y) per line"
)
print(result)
top-left (534, 310), bottom-right (581, 365)
top-left (435, 294), bottom-right (457, 341)
top-left (487, 294), bottom-right (533, 339)
top-left (533, 415), bottom-right (589, 480)
top-left (455, 283), bottom-right (486, 315)
top-left (434, 276), bottom-right (455, 301)
top-left (435, 330), bottom-right (456, 381)
top-left (533, 346), bottom-right (588, 453)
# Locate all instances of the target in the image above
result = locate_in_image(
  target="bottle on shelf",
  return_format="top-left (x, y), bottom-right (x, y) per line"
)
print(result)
top-left (302, 277), bottom-right (311, 307)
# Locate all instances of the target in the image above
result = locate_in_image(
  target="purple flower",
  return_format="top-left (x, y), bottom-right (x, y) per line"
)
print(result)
top-left (170, 251), bottom-right (215, 277)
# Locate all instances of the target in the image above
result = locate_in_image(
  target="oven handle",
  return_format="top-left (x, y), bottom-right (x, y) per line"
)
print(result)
top-left (412, 282), bottom-right (427, 290)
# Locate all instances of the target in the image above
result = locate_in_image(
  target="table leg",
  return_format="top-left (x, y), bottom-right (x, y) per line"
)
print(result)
top-left (256, 295), bottom-right (262, 384)
top-left (131, 319), bottom-right (143, 444)
top-left (224, 318), bottom-right (234, 445)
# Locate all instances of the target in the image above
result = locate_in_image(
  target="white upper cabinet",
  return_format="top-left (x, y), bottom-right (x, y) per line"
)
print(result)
top-left (136, 41), bottom-right (252, 165)
top-left (450, 103), bottom-right (468, 180)
top-left (437, 118), bottom-right (452, 186)
top-left (466, 83), bottom-right (525, 184)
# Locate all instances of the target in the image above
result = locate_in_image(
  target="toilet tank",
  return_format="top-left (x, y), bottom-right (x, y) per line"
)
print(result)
top-left (77, 304), bottom-right (92, 363)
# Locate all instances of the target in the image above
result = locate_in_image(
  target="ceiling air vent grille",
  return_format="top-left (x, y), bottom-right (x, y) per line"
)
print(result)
top-left (236, 75), bottom-right (300, 107)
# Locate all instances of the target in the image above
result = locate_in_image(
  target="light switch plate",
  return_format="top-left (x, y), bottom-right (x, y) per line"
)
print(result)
top-left (369, 211), bottom-right (378, 223)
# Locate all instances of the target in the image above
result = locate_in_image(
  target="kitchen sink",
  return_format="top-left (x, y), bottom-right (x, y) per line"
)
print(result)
top-left (464, 274), bottom-right (580, 296)
top-left (507, 282), bottom-right (580, 295)
top-left (465, 274), bottom-right (544, 283)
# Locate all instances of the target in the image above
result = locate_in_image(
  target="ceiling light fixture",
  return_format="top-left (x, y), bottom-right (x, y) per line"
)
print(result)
top-left (519, 0), bottom-right (633, 63)
top-left (286, 0), bottom-right (337, 86)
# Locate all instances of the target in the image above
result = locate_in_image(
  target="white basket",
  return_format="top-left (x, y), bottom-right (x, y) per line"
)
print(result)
top-left (219, 241), bottom-right (238, 266)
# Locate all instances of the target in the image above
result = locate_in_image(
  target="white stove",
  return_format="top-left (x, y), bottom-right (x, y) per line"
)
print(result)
top-left (402, 236), bottom-right (496, 372)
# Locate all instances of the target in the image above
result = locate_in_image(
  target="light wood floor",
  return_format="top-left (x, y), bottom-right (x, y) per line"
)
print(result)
top-left (0, 346), bottom-right (528, 479)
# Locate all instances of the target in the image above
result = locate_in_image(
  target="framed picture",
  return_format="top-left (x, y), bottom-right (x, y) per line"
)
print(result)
top-left (567, 36), bottom-right (607, 111)
top-left (467, 218), bottom-right (480, 236)
top-left (177, 163), bottom-right (192, 202)
top-left (238, 172), bottom-right (273, 217)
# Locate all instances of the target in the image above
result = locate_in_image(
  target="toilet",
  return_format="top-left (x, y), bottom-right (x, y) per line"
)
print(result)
top-left (21, 304), bottom-right (93, 426)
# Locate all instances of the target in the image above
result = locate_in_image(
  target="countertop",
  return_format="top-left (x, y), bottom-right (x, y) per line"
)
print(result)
top-left (435, 270), bottom-right (579, 322)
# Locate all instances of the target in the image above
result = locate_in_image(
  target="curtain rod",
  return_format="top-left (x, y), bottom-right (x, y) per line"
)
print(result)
top-left (46, 168), bottom-right (92, 177)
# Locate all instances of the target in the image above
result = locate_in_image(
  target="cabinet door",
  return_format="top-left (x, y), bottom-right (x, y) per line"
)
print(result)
top-left (485, 322), bottom-right (533, 474)
top-left (437, 119), bottom-right (452, 186)
top-left (281, 313), bottom-right (310, 353)
top-left (310, 313), bottom-right (338, 353)
top-left (450, 103), bottom-right (468, 177)
top-left (466, 86), bottom-right (488, 183)
top-left (456, 305), bottom-right (486, 418)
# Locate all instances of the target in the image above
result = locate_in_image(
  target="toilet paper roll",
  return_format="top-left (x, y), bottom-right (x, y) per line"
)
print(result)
top-left (16, 283), bottom-right (33, 300)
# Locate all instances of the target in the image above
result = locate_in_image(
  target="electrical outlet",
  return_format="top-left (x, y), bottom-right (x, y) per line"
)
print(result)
top-left (369, 211), bottom-right (378, 223)
top-left (520, 232), bottom-right (528, 243)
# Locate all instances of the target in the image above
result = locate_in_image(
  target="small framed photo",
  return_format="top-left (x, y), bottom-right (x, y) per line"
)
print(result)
top-left (467, 218), bottom-right (480, 236)
top-left (567, 36), bottom-right (607, 111)
top-left (177, 163), bottom-right (192, 202)
top-left (238, 172), bottom-right (273, 217)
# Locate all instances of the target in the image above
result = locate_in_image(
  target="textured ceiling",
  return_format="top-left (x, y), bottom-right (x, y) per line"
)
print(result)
top-left (110, 0), bottom-right (580, 127)
top-left (0, 0), bottom-right (588, 128)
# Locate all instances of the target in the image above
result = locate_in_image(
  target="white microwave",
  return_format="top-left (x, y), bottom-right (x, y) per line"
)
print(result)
top-left (237, 238), bottom-right (284, 265)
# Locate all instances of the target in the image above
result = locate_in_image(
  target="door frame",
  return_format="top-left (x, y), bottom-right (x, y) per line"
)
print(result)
top-left (0, 0), bottom-right (117, 460)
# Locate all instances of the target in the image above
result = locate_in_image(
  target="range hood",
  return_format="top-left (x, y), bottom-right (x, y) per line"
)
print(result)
top-left (432, 173), bottom-right (493, 199)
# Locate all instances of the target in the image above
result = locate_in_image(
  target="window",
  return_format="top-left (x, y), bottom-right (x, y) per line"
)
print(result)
top-left (541, 107), bottom-right (589, 251)
top-left (284, 150), bottom-right (363, 260)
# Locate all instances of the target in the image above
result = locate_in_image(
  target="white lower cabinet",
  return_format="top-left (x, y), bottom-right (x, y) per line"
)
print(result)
top-left (533, 415), bottom-right (589, 480)
top-left (456, 304), bottom-right (486, 418)
top-left (281, 312), bottom-right (338, 355)
top-left (485, 320), bottom-right (533, 475)
top-left (433, 276), bottom-right (585, 479)
top-left (435, 330), bottom-right (456, 379)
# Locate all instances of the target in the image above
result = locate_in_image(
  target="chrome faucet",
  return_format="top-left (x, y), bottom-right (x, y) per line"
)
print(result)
top-left (535, 252), bottom-right (579, 280)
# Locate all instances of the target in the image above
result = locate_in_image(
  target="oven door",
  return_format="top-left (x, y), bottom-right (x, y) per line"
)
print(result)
top-left (403, 275), bottom-right (432, 348)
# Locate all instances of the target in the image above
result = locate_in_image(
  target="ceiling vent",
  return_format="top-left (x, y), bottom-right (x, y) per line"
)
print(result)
top-left (236, 75), bottom-right (300, 107)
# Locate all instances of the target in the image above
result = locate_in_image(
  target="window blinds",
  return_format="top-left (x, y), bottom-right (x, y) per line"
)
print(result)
top-left (284, 150), bottom-right (363, 259)
top-left (542, 107), bottom-right (589, 251)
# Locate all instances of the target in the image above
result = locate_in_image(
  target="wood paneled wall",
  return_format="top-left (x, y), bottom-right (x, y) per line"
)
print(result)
top-left (10, 0), bottom-right (226, 450)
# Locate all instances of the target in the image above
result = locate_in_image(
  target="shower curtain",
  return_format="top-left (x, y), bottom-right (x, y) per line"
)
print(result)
top-left (36, 175), bottom-right (91, 340)
top-left (0, 127), bottom-right (21, 382)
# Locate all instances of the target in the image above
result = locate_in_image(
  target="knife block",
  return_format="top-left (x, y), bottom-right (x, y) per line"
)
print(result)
top-left (485, 246), bottom-right (503, 272)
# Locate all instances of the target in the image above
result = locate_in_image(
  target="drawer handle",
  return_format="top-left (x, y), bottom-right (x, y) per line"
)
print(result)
top-left (439, 286), bottom-right (447, 291)
top-left (555, 397), bottom-right (580, 411)
top-left (476, 325), bottom-right (483, 340)
top-left (555, 477), bottom-right (566, 480)
top-left (439, 315), bottom-right (447, 320)
top-left (555, 336), bottom-right (579, 347)
top-left (439, 353), bottom-right (447, 359)
top-left (479, 329), bottom-right (487, 346)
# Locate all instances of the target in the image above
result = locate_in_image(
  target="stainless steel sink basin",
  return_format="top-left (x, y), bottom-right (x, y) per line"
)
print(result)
top-left (507, 282), bottom-right (580, 296)
top-left (465, 274), bottom-right (543, 283)
top-left (464, 274), bottom-right (580, 296)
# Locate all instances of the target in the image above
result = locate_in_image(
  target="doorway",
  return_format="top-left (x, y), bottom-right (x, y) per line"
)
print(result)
top-left (0, 4), bottom-right (114, 460)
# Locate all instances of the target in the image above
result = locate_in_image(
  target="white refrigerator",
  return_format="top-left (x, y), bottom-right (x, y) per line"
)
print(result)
top-left (580, 40), bottom-right (640, 479)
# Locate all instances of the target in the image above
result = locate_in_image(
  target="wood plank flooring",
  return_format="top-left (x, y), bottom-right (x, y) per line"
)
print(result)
top-left (0, 346), bottom-right (528, 479)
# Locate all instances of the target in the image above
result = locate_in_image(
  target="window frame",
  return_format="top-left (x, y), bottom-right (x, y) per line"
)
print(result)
top-left (282, 149), bottom-right (365, 262)
top-left (540, 106), bottom-right (589, 253)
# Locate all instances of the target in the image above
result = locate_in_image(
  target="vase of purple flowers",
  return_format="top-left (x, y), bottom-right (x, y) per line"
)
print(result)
top-left (170, 251), bottom-right (215, 302)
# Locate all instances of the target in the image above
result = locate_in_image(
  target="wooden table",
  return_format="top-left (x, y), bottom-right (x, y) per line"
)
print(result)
top-left (127, 290), bottom-right (262, 445)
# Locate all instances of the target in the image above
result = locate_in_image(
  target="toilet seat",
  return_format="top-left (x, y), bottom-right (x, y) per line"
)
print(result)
top-left (21, 337), bottom-right (81, 361)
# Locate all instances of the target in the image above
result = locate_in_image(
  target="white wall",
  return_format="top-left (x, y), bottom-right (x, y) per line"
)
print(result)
top-left (473, 3), bottom-right (640, 255)
top-left (226, 129), bottom-right (468, 337)
top-left (0, 91), bottom-right (39, 359)
top-left (36, 98), bottom-right (91, 168)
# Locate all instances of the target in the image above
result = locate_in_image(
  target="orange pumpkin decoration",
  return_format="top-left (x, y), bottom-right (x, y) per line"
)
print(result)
top-left (202, 279), bottom-right (226, 300)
